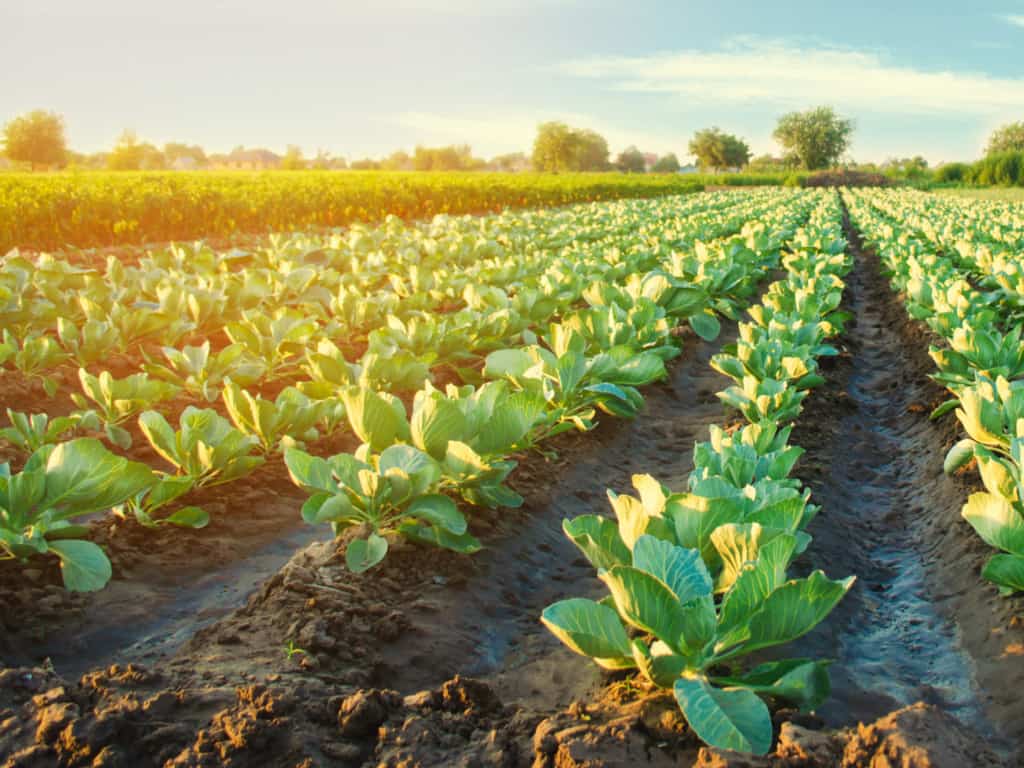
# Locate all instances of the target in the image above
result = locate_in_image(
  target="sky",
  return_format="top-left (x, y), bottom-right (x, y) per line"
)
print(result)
top-left (2, 0), bottom-right (1024, 165)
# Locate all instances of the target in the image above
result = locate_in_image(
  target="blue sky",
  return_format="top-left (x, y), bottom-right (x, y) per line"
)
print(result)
top-left (3, 0), bottom-right (1023, 164)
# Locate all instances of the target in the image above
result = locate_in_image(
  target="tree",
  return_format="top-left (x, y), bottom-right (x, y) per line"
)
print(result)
top-left (107, 131), bottom-right (165, 170)
top-left (281, 145), bottom-right (306, 170)
top-left (2, 110), bottom-right (68, 169)
top-left (986, 122), bottom-right (1024, 156)
top-left (616, 145), bottom-right (646, 173)
top-left (688, 128), bottom-right (751, 172)
top-left (309, 149), bottom-right (346, 170)
top-left (381, 150), bottom-right (412, 171)
top-left (532, 122), bottom-right (610, 173)
top-left (572, 129), bottom-right (610, 172)
top-left (651, 153), bottom-right (681, 174)
top-left (772, 107), bottom-right (854, 170)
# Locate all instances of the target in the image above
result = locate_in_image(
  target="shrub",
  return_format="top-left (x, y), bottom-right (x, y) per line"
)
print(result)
top-left (966, 152), bottom-right (1024, 187)
top-left (934, 162), bottom-right (969, 184)
top-left (801, 170), bottom-right (893, 188)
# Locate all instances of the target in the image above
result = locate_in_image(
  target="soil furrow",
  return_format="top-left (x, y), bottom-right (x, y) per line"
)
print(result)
top-left (784, 211), bottom-right (1022, 758)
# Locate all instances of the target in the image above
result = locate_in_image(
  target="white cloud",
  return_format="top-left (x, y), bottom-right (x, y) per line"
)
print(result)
top-left (1002, 14), bottom-right (1024, 28)
top-left (560, 37), bottom-right (1024, 117)
top-left (390, 110), bottom-right (686, 157)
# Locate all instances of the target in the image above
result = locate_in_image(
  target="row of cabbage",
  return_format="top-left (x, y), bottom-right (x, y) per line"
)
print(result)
top-left (0, 191), bottom-right (817, 590)
top-left (541, 191), bottom-right (856, 755)
top-left (845, 188), bottom-right (1024, 595)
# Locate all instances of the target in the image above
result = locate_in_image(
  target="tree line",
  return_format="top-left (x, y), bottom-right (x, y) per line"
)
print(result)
top-left (4, 107), bottom-right (1024, 175)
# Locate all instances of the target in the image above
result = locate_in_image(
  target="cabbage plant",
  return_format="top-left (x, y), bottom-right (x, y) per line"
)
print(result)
top-left (944, 377), bottom-right (1024, 594)
top-left (0, 439), bottom-right (155, 590)
top-left (544, 520), bottom-right (852, 754)
top-left (72, 369), bottom-right (180, 448)
top-left (284, 445), bottom-right (479, 572)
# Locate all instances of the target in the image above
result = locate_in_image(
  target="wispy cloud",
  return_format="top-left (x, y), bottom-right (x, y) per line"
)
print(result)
top-left (560, 36), bottom-right (1024, 117)
top-left (1001, 14), bottom-right (1024, 28)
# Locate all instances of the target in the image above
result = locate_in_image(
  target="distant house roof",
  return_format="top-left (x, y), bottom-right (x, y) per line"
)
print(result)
top-left (227, 148), bottom-right (281, 166)
top-left (171, 156), bottom-right (199, 171)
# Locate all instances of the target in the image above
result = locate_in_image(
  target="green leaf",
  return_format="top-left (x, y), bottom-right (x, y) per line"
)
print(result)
top-left (541, 598), bottom-right (635, 669)
top-left (161, 506), bottom-right (210, 528)
top-left (630, 535), bottom-right (713, 604)
top-left (346, 533), bottom-right (389, 572)
top-left (411, 395), bottom-right (467, 460)
top-left (943, 439), bottom-right (976, 475)
top-left (39, 438), bottom-right (156, 520)
top-left (483, 348), bottom-right (533, 379)
top-left (405, 494), bottom-right (465, 534)
top-left (49, 539), bottom-right (113, 592)
top-left (563, 515), bottom-right (631, 571)
top-left (397, 522), bottom-right (482, 553)
top-left (962, 492), bottom-right (1024, 555)
top-left (673, 675), bottom-right (773, 755)
top-left (600, 565), bottom-right (689, 653)
top-left (712, 659), bottom-right (832, 711)
top-left (342, 388), bottom-right (409, 452)
top-left (105, 424), bottom-right (133, 450)
top-left (138, 410), bottom-right (179, 468)
top-left (284, 448), bottom-right (335, 492)
top-left (631, 639), bottom-right (688, 688)
top-left (982, 553), bottom-right (1024, 594)
top-left (930, 398), bottom-right (960, 420)
top-left (689, 312), bottom-right (721, 342)
top-left (721, 572), bottom-right (854, 660)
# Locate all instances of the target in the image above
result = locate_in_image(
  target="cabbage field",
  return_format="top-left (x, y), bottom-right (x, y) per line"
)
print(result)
top-left (0, 186), bottom-right (1022, 767)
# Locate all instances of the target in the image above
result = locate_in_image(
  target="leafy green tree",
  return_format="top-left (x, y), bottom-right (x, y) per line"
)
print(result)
top-left (2, 110), bottom-right (68, 169)
top-left (882, 156), bottom-right (929, 182)
top-left (651, 153), bottom-right (681, 173)
top-left (311, 149), bottom-right (345, 170)
top-left (532, 122), bottom-right (610, 173)
top-left (772, 107), bottom-right (854, 170)
top-left (107, 131), bottom-right (165, 170)
top-left (532, 122), bottom-right (575, 173)
top-left (688, 128), bottom-right (751, 172)
top-left (616, 145), bottom-right (646, 173)
top-left (572, 129), bottom-right (610, 172)
top-left (986, 122), bottom-right (1024, 156)
top-left (412, 145), bottom-right (483, 171)
top-left (281, 145), bottom-right (306, 170)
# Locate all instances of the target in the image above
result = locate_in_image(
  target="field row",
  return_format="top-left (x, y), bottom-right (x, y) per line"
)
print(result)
top-left (846, 188), bottom-right (1024, 594)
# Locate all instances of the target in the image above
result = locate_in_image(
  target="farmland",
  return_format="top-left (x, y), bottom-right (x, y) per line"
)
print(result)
top-left (0, 170), bottom-right (798, 254)
top-left (1, 184), bottom-right (1023, 767)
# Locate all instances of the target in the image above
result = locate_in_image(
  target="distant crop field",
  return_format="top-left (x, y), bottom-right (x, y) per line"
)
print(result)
top-left (936, 186), bottom-right (1024, 202)
top-left (0, 170), bottom-right (805, 253)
